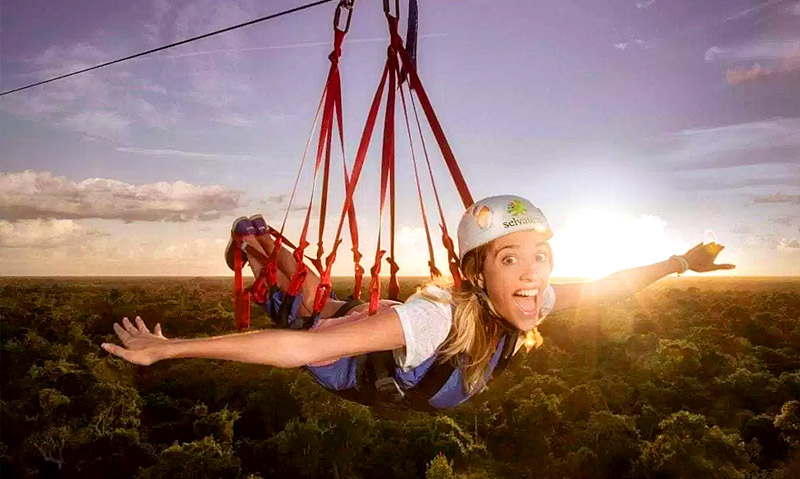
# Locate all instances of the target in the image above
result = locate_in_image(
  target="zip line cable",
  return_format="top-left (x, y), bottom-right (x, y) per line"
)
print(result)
top-left (0, 0), bottom-right (335, 97)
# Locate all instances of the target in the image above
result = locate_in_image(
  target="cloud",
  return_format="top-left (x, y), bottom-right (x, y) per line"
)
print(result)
top-left (705, 40), bottom-right (800, 63)
top-left (727, 57), bottom-right (800, 85)
top-left (752, 192), bottom-right (800, 203)
top-left (675, 176), bottom-right (800, 191)
top-left (649, 118), bottom-right (800, 171)
top-left (0, 233), bottom-right (232, 276)
top-left (214, 114), bottom-right (254, 127)
top-left (0, 170), bottom-right (245, 222)
top-left (726, 63), bottom-right (772, 84)
top-left (771, 216), bottom-right (797, 226)
top-left (741, 233), bottom-right (780, 249)
top-left (706, 39), bottom-right (800, 85)
top-left (116, 147), bottom-right (257, 161)
top-left (613, 37), bottom-right (651, 51)
top-left (724, 0), bottom-right (785, 22)
top-left (59, 111), bottom-right (132, 140)
top-left (0, 219), bottom-right (108, 248)
top-left (792, 2), bottom-right (800, 15)
top-left (0, 41), bottom-right (177, 140)
top-left (636, 0), bottom-right (656, 9)
top-left (778, 238), bottom-right (800, 252)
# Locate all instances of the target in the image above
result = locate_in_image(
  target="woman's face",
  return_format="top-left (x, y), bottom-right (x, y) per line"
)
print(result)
top-left (482, 230), bottom-right (553, 331)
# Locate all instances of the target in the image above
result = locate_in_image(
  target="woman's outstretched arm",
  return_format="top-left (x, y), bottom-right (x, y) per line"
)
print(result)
top-left (551, 242), bottom-right (735, 312)
top-left (101, 310), bottom-right (405, 367)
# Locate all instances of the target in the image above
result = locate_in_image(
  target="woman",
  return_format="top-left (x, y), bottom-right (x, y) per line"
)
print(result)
top-left (101, 195), bottom-right (734, 410)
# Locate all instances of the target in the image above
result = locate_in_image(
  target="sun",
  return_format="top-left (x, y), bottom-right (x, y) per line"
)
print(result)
top-left (548, 209), bottom-right (685, 280)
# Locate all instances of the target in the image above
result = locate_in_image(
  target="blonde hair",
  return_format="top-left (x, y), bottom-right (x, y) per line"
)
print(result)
top-left (419, 243), bottom-right (545, 395)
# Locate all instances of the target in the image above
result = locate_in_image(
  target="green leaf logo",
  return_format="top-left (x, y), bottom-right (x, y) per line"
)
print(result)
top-left (507, 200), bottom-right (527, 217)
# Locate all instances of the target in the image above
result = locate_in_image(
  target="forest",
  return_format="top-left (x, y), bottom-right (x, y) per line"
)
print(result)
top-left (1, 276), bottom-right (798, 478)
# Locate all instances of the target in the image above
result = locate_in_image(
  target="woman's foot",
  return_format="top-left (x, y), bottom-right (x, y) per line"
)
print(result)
top-left (225, 217), bottom-right (255, 271)
top-left (249, 214), bottom-right (269, 236)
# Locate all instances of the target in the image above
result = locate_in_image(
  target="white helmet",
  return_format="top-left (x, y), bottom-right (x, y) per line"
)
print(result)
top-left (457, 195), bottom-right (552, 260)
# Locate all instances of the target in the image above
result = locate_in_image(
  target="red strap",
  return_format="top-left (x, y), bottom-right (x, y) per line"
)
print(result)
top-left (313, 63), bottom-right (390, 315)
top-left (332, 58), bottom-right (364, 299)
top-left (232, 236), bottom-right (250, 330)
top-left (287, 28), bottom-right (347, 297)
top-left (410, 92), bottom-right (461, 286)
top-left (367, 39), bottom-right (400, 313)
top-left (386, 13), bottom-right (467, 285)
top-left (398, 79), bottom-right (440, 278)
top-left (391, 29), bottom-right (473, 209)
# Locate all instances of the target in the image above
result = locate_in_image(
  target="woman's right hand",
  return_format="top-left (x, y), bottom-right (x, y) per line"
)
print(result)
top-left (680, 242), bottom-right (735, 273)
top-left (101, 316), bottom-right (171, 366)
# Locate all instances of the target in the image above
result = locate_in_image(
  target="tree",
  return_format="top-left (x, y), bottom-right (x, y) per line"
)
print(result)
top-left (639, 411), bottom-right (753, 479)
top-left (136, 436), bottom-right (241, 479)
top-left (774, 401), bottom-right (800, 448)
top-left (426, 452), bottom-right (456, 479)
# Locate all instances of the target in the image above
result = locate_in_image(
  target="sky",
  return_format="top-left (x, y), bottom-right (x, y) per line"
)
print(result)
top-left (1, 0), bottom-right (799, 278)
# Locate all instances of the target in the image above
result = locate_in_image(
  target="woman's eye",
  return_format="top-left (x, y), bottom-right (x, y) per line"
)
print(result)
top-left (501, 256), bottom-right (517, 266)
top-left (534, 253), bottom-right (548, 262)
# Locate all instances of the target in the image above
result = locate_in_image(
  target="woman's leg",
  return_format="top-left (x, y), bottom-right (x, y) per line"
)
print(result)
top-left (250, 233), bottom-right (326, 314)
top-left (247, 242), bottom-right (343, 318)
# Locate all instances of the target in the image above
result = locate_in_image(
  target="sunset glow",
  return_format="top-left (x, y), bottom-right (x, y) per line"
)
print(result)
top-left (549, 209), bottom-right (685, 279)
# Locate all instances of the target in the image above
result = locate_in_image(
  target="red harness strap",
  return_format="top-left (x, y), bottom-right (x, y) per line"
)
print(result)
top-left (386, 11), bottom-right (469, 286)
top-left (287, 25), bottom-right (358, 301)
top-left (313, 63), bottom-right (389, 315)
top-left (397, 77), bottom-right (440, 279)
top-left (234, 1), bottom-right (476, 329)
top-left (233, 237), bottom-right (250, 330)
top-left (367, 39), bottom-right (400, 313)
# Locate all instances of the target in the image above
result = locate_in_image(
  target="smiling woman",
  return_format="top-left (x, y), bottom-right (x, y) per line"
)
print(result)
top-left (102, 194), bottom-right (735, 411)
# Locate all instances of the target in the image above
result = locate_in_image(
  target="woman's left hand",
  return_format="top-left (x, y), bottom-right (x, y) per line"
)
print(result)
top-left (101, 316), bottom-right (171, 366)
top-left (680, 242), bottom-right (735, 273)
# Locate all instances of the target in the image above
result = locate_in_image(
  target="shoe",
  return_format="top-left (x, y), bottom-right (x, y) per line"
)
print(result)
top-left (225, 216), bottom-right (254, 271)
top-left (249, 214), bottom-right (268, 236)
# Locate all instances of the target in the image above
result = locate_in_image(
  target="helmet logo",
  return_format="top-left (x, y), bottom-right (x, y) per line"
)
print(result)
top-left (507, 200), bottom-right (527, 217)
top-left (474, 205), bottom-right (493, 230)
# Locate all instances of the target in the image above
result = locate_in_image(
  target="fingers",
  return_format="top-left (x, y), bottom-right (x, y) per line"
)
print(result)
top-left (154, 323), bottom-right (164, 338)
top-left (101, 343), bottom-right (153, 366)
top-left (122, 317), bottom-right (137, 335)
top-left (713, 263), bottom-right (736, 270)
top-left (101, 342), bottom-right (128, 361)
top-left (113, 322), bottom-right (132, 345)
top-left (135, 316), bottom-right (150, 334)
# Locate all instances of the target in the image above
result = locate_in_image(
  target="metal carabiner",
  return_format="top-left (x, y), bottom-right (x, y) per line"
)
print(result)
top-left (333, 0), bottom-right (355, 33)
top-left (383, 0), bottom-right (399, 17)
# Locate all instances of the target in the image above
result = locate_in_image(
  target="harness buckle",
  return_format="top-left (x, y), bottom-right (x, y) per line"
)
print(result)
top-left (375, 377), bottom-right (405, 402)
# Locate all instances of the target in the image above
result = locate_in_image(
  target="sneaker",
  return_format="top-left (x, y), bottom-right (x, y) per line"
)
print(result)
top-left (225, 216), bottom-right (254, 271)
top-left (249, 214), bottom-right (269, 236)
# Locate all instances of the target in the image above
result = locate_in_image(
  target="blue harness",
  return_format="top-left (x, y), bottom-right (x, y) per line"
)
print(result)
top-left (263, 290), bottom-right (519, 411)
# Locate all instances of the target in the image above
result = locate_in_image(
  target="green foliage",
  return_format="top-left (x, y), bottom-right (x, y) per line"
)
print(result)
top-left (638, 411), bottom-right (753, 479)
top-left (774, 401), bottom-right (800, 448)
top-left (136, 436), bottom-right (241, 479)
top-left (426, 452), bottom-right (456, 479)
top-left (1, 277), bottom-right (799, 478)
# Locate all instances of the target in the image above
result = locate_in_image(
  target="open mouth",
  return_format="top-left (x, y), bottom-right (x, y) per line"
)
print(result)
top-left (512, 288), bottom-right (540, 316)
